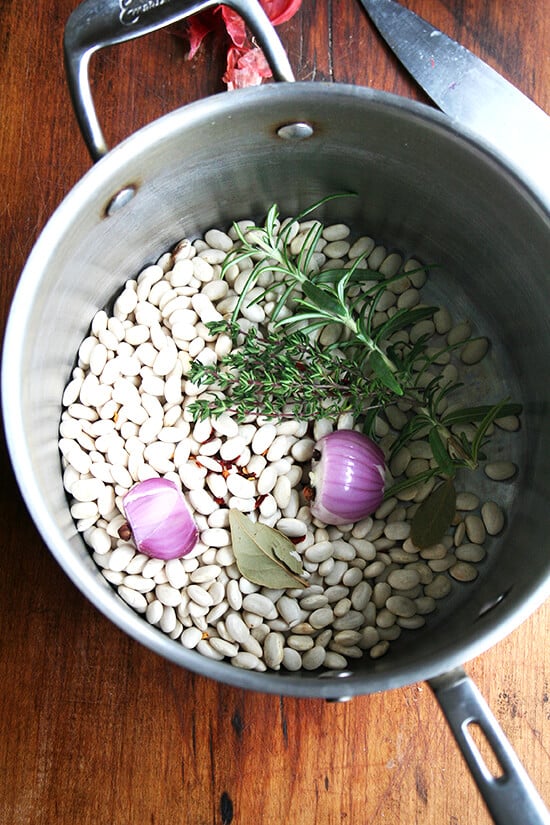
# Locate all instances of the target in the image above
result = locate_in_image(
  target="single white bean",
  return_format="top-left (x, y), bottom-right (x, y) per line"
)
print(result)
top-left (225, 612), bottom-right (251, 644)
top-left (242, 593), bottom-right (278, 620)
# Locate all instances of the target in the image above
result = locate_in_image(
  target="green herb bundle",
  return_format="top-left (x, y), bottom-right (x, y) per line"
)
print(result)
top-left (188, 195), bottom-right (520, 546)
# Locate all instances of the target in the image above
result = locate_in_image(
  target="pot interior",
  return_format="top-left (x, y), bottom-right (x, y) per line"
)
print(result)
top-left (4, 82), bottom-right (550, 698)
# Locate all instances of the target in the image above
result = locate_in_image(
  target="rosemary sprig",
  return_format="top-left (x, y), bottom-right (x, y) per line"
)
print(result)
top-left (383, 393), bottom-right (521, 499)
top-left (222, 198), bottom-right (414, 396)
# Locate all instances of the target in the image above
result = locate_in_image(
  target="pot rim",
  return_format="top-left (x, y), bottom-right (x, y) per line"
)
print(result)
top-left (81, 81), bottom-right (550, 212)
top-left (3, 81), bottom-right (550, 699)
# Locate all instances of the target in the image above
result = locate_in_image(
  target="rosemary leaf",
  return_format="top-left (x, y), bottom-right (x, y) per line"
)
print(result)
top-left (442, 402), bottom-right (522, 427)
top-left (428, 427), bottom-right (456, 478)
top-left (373, 305), bottom-right (438, 344)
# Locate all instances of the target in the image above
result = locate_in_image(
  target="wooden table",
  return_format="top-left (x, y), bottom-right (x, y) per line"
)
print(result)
top-left (1, 1), bottom-right (548, 823)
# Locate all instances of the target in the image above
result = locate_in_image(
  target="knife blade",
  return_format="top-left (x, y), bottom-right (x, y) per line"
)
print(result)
top-left (358, 0), bottom-right (550, 202)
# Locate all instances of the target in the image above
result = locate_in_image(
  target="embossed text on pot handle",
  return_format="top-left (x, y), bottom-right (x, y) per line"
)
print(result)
top-left (64, 0), bottom-right (295, 161)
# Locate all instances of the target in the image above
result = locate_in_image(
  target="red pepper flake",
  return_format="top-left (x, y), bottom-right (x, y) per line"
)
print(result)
top-left (220, 458), bottom-right (237, 479)
top-left (303, 485), bottom-right (315, 503)
top-left (238, 465), bottom-right (257, 481)
top-left (290, 535), bottom-right (306, 545)
top-left (255, 494), bottom-right (267, 509)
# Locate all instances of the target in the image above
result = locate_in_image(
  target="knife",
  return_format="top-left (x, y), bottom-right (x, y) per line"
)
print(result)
top-left (358, 0), bottom-right (550, 203)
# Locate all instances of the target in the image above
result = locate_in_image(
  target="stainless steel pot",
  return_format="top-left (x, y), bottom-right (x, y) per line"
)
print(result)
top-left (2, 1), bottom-right (549, 821)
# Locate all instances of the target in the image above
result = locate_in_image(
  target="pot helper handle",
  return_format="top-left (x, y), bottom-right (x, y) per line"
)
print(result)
top-left (64, 0), bottom-right (295, 162)
top-left (429, 668), bottom-right (550, 825)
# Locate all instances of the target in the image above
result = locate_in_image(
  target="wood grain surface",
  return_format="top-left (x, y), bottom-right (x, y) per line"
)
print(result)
top-left (1, 1), bottom-right (549, 823)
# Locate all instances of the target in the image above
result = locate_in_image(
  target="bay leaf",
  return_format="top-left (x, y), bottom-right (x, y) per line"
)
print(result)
top-left (271, 540), bottom-right (305, 578)
top-left (410, 478), bottom-right (457, 549)
top-left (229, 509), bottom-right (308, 589)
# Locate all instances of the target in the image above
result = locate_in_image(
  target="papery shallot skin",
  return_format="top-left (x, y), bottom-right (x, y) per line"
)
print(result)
top-left (123, 478), bottom-right (198, 560)
top-left (177, 0), bottom-right (302, 88)
top-left (310, 430), bottom-right (386, 526)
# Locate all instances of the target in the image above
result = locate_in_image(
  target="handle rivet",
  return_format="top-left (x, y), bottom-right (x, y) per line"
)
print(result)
top-left (277, 122), bottom-right (314, 140)
top-left (105, 185), bottom-right (137, 217)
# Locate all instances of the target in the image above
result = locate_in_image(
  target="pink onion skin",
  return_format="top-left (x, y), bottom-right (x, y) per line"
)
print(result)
top-left (310, 430), bottom-right (386, 526)
top-left (122, 478), bottom-right (198, 560)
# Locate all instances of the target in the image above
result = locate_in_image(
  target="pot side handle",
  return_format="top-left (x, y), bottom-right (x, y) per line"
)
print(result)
top-left (429, 667), bottom-right (550, 825)
top-left (63, 0), bottom-right (295, 162)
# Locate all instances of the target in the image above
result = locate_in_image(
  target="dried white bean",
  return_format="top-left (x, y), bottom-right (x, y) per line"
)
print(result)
top-left (481, 501), bottom-right (505, 535)
top-left (242, 593), bottom-right (278, 620)
top-left (369, 640), bottom-right (390, 659)
top-left (309, 607), bottom-right (334, 629)
top-left (305, 541), bottom-right (333, 563)
top-left (447, 320), bottom-right (471, 346)
top-left (186, 488), bottom-right (216, 515)
top-left (424, 574), bottom-right (452, 599)
top-left (484, 461), bottom-right (517, 481)
top-left (455, 543), bottom-right (486, 563)
top-left (332, 540), bottom-right (356, 562)
top-left (387, 568), bottom-right (420, 590)
top-left (225, 612), bottom-right (251, 643)
top-left (156, 583), bottom-right (183, 606)
top-left (456, 492), bottom-right (480, 511)
top-left (263, 632), bottom-right (285, 669)
top-left (226, 580), bottom-right (243, 611)
top-left (465, 514), bottom-right (486, 544)
top-left (209, 637), bottom-right (239, 658)
top-left (449, 562), bottom-right (478, 582)
top-left (226, 474), bottom-right (255, 498)
top-left (187, 584), bottom-right (213, 607)
top-left (219, 436), bottom-right (246, 462)
top-left (232, 652), bottom-right (262, 670)
top-left (87, 526), bottom-right (111, 555)
top-left (118, 584), bottom-right (148, 611)
top-left (71, 478), bottom-right (105, 502)
top-left (181, 627), bottom-right (203, 649)
top-left (189, 564), bottom-right (222, 583)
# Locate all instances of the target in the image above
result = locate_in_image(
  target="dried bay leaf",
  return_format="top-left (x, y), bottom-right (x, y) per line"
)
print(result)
top-left (228, 509), bottom-right (308, 589)
top-left (410, 478), bottom-right (457, 549)
top-left (271, 541), bottom-right (305, 578)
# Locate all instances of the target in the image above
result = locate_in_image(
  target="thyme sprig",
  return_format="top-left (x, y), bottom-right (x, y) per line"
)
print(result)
top-left (188, 323), bottom-right (380, 423)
